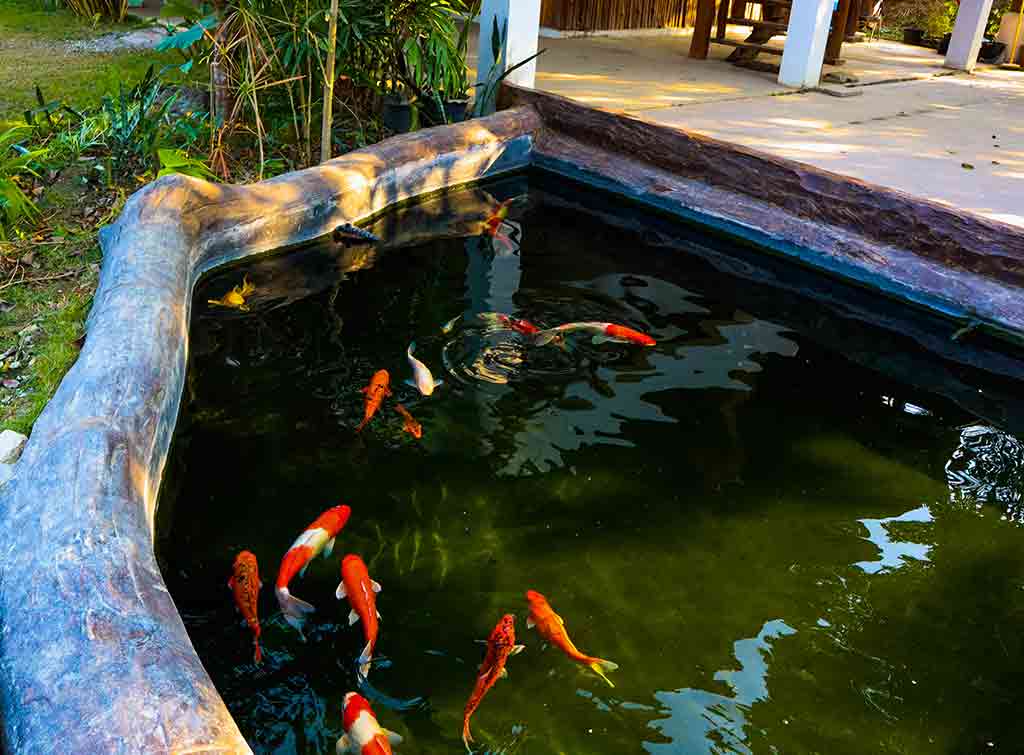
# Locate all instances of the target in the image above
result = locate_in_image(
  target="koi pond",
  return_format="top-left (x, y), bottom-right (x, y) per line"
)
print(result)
top-left (158, 174), bottom-right (1024, 754)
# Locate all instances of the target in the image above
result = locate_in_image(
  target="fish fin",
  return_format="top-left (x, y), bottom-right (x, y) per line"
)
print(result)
top-left (358, 639), bottom-right (373, 678)
top-left (591, 335), bottom-right (613, 345)
top-left (588, 658), bottom-right (619, 687)
top-left (335, 733), bottom-right (352, 754)
top-left (511, 644), bottom-right (525, 655)
top-left (384, 729), bottom-right (403, 745)
top-left (300, 562), bottom-right (309, 578)
top-left (360, 386), bottom-right (370, 395)
top-left (376, 609), bottom-right (382, 621)
top-left (349, 609), bottom-right (360, 626)
top-left (555, 614), bottom-right (565, 625)
top-left (371, 579), bottom-right (382, 593)
top-left (335, 582), bottom-right (347, 600)
top-left (526, 617), bottom-right (535, 629)
top-left (323, 537), bottom-right (335, 558)
top-left (404, 379), bottom-right (418, 389)
top-left (258, 579), bottom-right (263, 590)
top-left (499, 667), bottom-right (508, 679)
top-left (409, 341), bottom-right (417, 355)
top-left (227, 578), bottom-right (234, 590)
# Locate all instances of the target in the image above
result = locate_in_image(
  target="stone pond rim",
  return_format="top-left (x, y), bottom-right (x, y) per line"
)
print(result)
top-left (1, 84), bottom-right (1023, 753)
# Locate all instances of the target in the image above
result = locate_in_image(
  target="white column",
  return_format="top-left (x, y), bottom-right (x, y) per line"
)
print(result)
top-left (477, 0), bottom-right (542, 89)
top-left (945, 0), bottom-right (995, 71)
top-left (778, 0), bottom-right (834, 88)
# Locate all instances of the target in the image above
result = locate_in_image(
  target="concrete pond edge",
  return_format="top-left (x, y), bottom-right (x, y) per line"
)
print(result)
top-left (2, 91), bottom-right (1024, 753)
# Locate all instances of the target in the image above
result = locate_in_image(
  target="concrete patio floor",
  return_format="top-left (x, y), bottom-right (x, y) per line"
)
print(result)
top-left (478, 30), bottom-right (1024, 228)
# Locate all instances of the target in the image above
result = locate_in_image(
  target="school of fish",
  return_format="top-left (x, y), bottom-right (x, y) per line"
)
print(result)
top-left (216, 198), bottom-right (656, 752)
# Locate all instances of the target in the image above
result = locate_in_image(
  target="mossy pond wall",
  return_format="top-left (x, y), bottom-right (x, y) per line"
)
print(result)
top-left (2, 85), bottom-right (1024, 753)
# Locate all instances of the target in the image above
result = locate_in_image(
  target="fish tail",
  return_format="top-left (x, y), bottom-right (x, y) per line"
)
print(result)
top-left (356, 416), bottom-right (370, 433)
top-left (587, 657), bottom-right (619, 688)
top-left (462, 718), bottom-right (474, 750)
top-left (357, 639), bottom-right (373, 678)
top-left (533, 329), bottom-right (559, 347)
top-left (253, 638), bottom-right (263, 664)
top-left (276, 587), bottom-right (316, 633)
top-left (409, 341), bottom-right (417, 355)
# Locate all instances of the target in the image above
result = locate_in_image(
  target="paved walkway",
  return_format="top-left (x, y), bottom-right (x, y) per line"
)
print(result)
top-left (477, 30), bottom-right (1024, 227)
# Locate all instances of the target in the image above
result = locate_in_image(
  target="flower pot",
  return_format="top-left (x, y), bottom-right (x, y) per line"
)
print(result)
top-left (938, 32), bottom-right (952, 54)
top-left (979, 40), bottom-right (1007, 63)
top-left (443, 98), bottom-right (470, 124)
top-left (903, 27), bottom-right (925, 45)
top-left (381, 98), bottom-right (414, 134)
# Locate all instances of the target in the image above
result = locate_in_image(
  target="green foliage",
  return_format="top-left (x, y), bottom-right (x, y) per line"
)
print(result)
top-left (157, 147), bottom-right (217, 180)
top-left (62, 0), bottom-right (128, 22)
top-left (0, 127), bottom-right (46, 237)
top-left (99, 65), bottom-right (178, 177)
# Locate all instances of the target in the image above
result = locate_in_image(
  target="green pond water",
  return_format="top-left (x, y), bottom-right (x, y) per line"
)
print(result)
top-left (158, 176), bottom-right (1024, 754)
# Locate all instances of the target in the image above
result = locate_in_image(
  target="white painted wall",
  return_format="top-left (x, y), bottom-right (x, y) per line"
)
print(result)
top-left (477, 0), bottom-right (542, 89)
top-left (778, 0), bottom-right (835, 88)
top-left (945, 0), bottom-right (996, 71)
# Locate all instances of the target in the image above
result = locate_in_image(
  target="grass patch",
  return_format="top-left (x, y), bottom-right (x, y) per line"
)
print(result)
top-left (0, 0), bottom-right (184, 125)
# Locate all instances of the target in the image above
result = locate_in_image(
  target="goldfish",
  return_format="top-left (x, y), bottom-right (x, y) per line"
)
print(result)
top-left (228, 550), bottom-right (263, 664)
top-left (336, 554), bottom-right (382, 678)
top-left (208, 275), bottom-right (256, 311)
top-left (275, 504), bottom-right (352, 637)
top-left (525, 590), bottom-right (618, 687)
top-left (336, 692), bottom-right (402, 755)
top-left (358, 370), bottom-right (392, 432)
top-left (406, 343), bottom-right (440, 396)
top-left (462, 614), bottom-right (524, 749)
top-left (534, 322), bottom-right (656, 348)
top-left (482, 199), bottom-right (512, 237)
top-left (394, 404), bottom-right (422, 440)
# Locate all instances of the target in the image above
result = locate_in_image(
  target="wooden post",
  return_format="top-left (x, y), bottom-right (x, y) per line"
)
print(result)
top-left (690, 0), bottom-right (717, 57)
top-left (716, 0), bottom-right (731, 41)
top-left (824, 0), bottom-right (851, 64)
top-left (320, 0), bottom-right (339, 163)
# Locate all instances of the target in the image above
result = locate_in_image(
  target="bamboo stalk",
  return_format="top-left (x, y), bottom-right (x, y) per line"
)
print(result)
top-left (320, 0), bottom-right (340, 164)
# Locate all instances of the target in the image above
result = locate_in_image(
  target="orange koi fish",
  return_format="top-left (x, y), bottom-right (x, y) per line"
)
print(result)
top-left (525, 590), bottom-right (618, 687)
top-left (357, 370), bottom-right (392, 432)
top-left (393, 404), bottom-right (422, 439)
top-left (337, 692), bottom-right (403, 755)
top-left (208, 275), bottom-right (256, 311)
top-left (462, 614), bottom-right (524, 749)
top-left (534, 322), bottom-right (656, 348)
top-left (228, 550), bottom-right (263, 664)
top-left (482, 199), bottom-right (512, 237)
top-left (336, 554), bottom-right (382, 678)
top-left (275, 504), bottom-right (352, 637)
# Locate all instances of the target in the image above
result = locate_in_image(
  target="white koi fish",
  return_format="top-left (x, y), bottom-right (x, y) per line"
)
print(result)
top-left (406, 342), bottom-right (441, 396)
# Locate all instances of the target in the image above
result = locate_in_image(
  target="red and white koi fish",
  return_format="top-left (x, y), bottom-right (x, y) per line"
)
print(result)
top-left (462, 614), bottom-right (524, 750)
top-left (358, 370), bottom-right (392, 432)
top-left (534, 322), bottom-right (656, 348)
top-left (336, 554), bottom-right (382, 678)
top-left (393, 404), bottom-right (422, 440)
top-left (406, 343), bottom-right (440, 396)
top-left (525, 590), bottom-right (618, 687)
top-left (275, 504), bottom-right (352, 636)
top-left (442, 312), bottom-right (541, 337)
top-left (228, 550), bottom-right (263, 664)
top-left (482, 199), bottom-right (512, 237)
top-left (336, 692), bottom-right (402, 755)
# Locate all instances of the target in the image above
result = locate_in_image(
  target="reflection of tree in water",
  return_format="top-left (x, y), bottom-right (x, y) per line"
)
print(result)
top-left (946, 425), bottom-right (1024, 522)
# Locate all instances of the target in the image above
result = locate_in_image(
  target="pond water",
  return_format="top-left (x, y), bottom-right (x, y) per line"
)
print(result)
top-left (158, 175), bottom-right (1024, 754)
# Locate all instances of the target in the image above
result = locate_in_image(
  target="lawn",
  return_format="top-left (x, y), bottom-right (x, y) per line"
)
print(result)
top-left (0, 0), bottom-right (183, 434)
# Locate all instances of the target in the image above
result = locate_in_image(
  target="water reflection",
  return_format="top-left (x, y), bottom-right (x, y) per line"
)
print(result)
top-left (646, 620), bottom-right (797, 754)
top-left (946, 425), bottom-right (1024, 522)
top-left (854, 505), bottom-right (933, 575)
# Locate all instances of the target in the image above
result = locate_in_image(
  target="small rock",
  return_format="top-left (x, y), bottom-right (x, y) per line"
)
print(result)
top-left (992, 160), bottom-right (1001, 165)
top-left (822, 70), bottom-right (859, 84)
top-left (962, 163), bottom-right (975, 170)
top-left (0, 463), bottom-right (13, 488)
top-left (0, 430), bottom-right (28, 464)
top-left (9, 361), bottom-right (20, 370)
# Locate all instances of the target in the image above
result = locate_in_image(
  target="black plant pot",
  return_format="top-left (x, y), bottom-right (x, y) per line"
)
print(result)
top-left (421, 98), bottom-right (471, 127)
top-left (979, 40), bottom-right (1007, 62)
top-left (443, 98), bottom-right (470, 124)
top-left (903, 27), bottom-right (925, 45)
top-left (382, 98), bottom-right (414, 134)
top-left (938, 32), bottom-right (952, 55)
